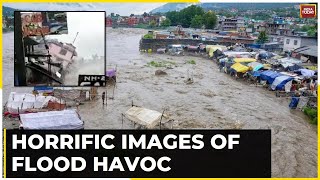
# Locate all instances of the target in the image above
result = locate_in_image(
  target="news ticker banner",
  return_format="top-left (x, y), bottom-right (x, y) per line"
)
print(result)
top-left (4, 130), bottom-right (271, 178)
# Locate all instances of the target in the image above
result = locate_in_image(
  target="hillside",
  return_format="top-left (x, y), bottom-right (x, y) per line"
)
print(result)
top-left (150, 3), bottom-right (299, 13)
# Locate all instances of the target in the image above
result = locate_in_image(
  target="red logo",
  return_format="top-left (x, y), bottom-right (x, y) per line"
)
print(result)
top-left (300, 4), bottom-right (317, 18)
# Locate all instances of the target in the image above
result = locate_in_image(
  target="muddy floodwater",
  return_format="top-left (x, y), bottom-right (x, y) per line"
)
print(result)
top-left (2, 28), bottom-right (317, 177)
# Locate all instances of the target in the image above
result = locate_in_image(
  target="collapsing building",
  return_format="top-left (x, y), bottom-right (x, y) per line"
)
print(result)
top-left (23, 37), bottom-right (78, 85)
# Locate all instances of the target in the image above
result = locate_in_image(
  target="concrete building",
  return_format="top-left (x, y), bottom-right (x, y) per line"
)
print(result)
top-left (221, 17), bottom-right (245, 32)
top-left (254, 23), bottom-right (266, 33)
top-left (266, 17), bottom-right (293, 36)
top-left (283, 35), bottom-right (317, 52)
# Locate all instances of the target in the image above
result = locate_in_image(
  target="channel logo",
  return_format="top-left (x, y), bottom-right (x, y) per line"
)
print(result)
top-left (300, 4), bottom-right (317, 18)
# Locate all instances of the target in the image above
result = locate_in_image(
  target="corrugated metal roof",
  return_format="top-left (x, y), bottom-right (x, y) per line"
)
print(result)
top-left (294, 46), bottom-right (318, 57)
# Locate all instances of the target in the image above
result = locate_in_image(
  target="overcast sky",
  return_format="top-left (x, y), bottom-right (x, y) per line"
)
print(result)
top-left (3, 3), bottom-right (164, 16)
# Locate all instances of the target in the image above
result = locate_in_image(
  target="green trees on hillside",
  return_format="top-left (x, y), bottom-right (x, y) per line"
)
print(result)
top-left (166, 5), bottom-right (217, 29)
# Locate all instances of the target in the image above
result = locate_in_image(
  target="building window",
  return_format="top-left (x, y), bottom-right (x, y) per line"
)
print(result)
top-left (59, 49), bottom-right (67, 56)
top-left (286, 39), bottom-right (290, 44)
top-left (294, 40), bottom-right (298, 45)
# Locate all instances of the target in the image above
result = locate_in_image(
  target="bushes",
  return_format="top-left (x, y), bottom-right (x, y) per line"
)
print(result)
top-left (303, 107), bottom-right (317, 125)
top-left (143, 34), bottom-right (153, 39)
top-left (187, 59), bottom-right (196, 64)
top-left (147, 61), bottom-right (175, 68)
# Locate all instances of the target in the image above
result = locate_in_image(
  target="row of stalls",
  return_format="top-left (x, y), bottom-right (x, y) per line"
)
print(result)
top-left (212, 47), bottom-right (317, 110)
top-left (159, 43), bottom-right (317, 110)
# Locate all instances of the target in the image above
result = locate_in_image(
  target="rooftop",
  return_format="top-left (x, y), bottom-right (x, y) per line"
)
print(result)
top-left (294, 46), bottom-right (318, 57)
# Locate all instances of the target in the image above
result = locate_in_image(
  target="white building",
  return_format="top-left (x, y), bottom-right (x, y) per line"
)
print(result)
top-left (283, 35), bottom-right (317, 52)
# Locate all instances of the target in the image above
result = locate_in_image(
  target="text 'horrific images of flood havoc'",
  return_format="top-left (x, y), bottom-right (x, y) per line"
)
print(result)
top-left (2, 2), bottom-right (318, 177)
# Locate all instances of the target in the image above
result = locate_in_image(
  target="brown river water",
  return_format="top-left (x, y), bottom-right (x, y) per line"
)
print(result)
top-left (2, 28), bottom-right (317, 177)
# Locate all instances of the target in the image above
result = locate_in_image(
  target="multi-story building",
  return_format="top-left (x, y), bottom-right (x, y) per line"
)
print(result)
top-left (254, 23), bottom-right (266, 33)
top-left (127, 17), bottom-right (139, 27)
top-left (220, 17), bottom-right (245, 32)
top-left (106, 17), bottom-right (112, 27)
top-left (266, 17), bottom-right (293, 36)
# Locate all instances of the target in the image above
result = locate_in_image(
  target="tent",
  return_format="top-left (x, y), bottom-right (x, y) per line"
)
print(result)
top-left (271, 76), bottom-right (294, 90)
top-left (286, 64), bottom-right (304, 71)
top-left (206, 45), bottom-right (226, 58)
top-left (231, 63), bottom-right (250, 73)
top-left (248, 62), bottom-right (264, 71)
top-left (234, 58), bottom-right (256, 63)
top-left (278, 57), bottom-right (302, 64)
top-left (20, 110), bottom-right (84, 129)
top-left (260, 70), bottom-right (283, 84)
top-left (124, 106), bottom-right (168, 129)
top-left (247, 70), bottom-right (262, 77)
top-left (300, 69), bottom-right (315, 77)
top-left (258, 51), bottom-right (274, 60)
top-left (6, 92), bottom-right (64, 114)
top-left (223, 51), bottom-right (253, 57)
top-left (213, 49), bottom-right (224, 58)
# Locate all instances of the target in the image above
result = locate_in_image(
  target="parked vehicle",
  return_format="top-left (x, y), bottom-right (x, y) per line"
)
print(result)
top-left (167, 44), bottom-right (184, 56)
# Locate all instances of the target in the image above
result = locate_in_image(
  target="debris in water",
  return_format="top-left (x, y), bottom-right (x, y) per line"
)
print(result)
top-left (155, 70), bottom-right (168, 76)
top-left (201, 90), bottom-right (216, 97)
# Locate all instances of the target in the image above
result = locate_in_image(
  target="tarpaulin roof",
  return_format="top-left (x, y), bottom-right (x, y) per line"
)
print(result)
top-left (20, 110), bottom-right (83, 129)
top-left (278, 57), bottom-right (302, 64)
top-left (234, 58), bottom-right (256, 63)
top-left (248, 70), bottom-right (262, 77)
top-left (271, 76), bottom-right (294, 90)
top-left (206, 45), bottom-right (226, 53)
top-left (6, 92), bottom-right (63, 114)
top-left (294, 46), bottom-right (318, 57)
top-left (300, 69), bottom-right (315, 77)
top-left (260, 70), bottom-right (283, 84)
top-left (208, 47), bottom-right (223, 58)
top-left (224, 51), bottom-right (253, 57)
top-left (248, 62), bottom-right (263, 71)
top-left (231, 63), bottom-right (250, 73)
top-left (124, 106), bottom-right (168, 129)
top-left (281, 62), bottom-right (294, 68)
top-left (286, 64), bottom-right (304, 71)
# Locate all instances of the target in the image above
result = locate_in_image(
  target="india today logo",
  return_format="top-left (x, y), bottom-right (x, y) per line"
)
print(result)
top-left (300, 4), bottom-right (317, 18)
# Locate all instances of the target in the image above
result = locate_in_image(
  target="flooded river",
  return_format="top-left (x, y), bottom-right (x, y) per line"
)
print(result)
top-left (2, 28), bottom-right (317, 177)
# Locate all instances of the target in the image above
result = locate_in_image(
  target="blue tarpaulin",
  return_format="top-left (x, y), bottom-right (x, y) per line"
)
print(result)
top-left (34, 86), bottom-right (54, 91)
top-left (271, 76), bottom-right (294, 90)
top-left (260, 70), bottom-right (283, 84)
top-left (247, 44), bottom-right (261, 48)
top-left (248, 71), bottom-right (262, 77)
top-left (289, 96), bottom-right (300, 109)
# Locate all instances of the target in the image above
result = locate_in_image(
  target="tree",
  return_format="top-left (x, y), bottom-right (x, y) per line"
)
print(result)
top-left (160, 18), bottom-right (171, 27)
top-left (149, 20), bottom-right (157, 28)
top-left (298, 24), bottom-right (317, 37)
top-left (143, 12), bottom-right (149, 17)
top-left (307, 29), bottom-right (316, 37)
top-left (257, 31), bottom-right (268, 44)
top-left (202, 11), bottom-right (217, 29)
top-left (166, 5), bottom-right (204, 27)
top-left (190, 15), bottom-right (203, 29)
